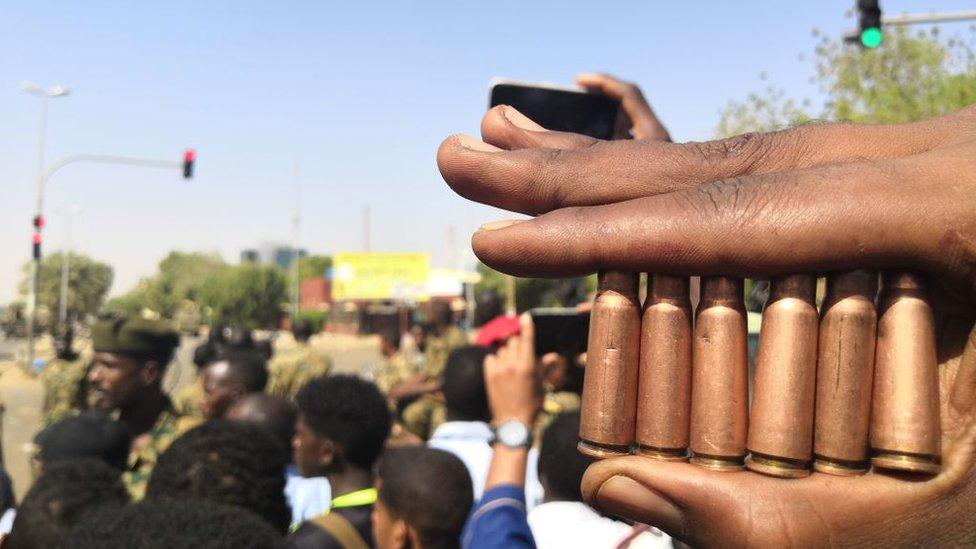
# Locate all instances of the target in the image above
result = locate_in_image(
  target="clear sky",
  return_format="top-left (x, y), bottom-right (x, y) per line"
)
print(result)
top-left (1, 1), bottom-right (973, 303)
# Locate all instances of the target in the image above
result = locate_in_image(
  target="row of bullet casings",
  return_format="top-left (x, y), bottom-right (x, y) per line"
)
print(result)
top-left (577, 270), bottom-right (941, 478)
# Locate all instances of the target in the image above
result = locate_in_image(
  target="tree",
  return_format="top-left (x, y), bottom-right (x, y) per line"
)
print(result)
top-left (298, 255), bottom-right (332, 282)
top-left (18, 253), bottom-right (113, 325)
top-left (717, 26), bottom-right (976, 136)
top-left (106, 252), bottom-right (226, 318)
top-left (198, 264), bottom-right (288, 329)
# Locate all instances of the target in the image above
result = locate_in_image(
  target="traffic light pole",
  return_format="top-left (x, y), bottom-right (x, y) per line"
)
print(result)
top-left (844, 9), bottom-right (976, 43)
top-left (24, 153), bottom-right (187, 367)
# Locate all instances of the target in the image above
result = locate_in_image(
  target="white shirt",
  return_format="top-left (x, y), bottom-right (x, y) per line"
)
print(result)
top-left (284, 465), bottom-right (332, 526)
top-left (528, 501), bottom-right (673, 549)
top-left (428, 420), bottom-right (544, 508)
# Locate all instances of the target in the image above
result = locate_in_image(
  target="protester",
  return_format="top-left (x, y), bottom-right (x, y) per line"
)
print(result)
top-left (33, 411), bottom-right (130, 471)
top-left (226, 393), bottom-right (333, 526)
top-left (461, 315), bottom-right (539, 548)
top-left (71, 499), bottom-right (284, 549)
top-left (428, 346), bottom-right (543, 507)
top-left (200, 348), bottom-right (269, 419)
top-left (5, 458), bottom-right (129, 549)
top-left (372, 447), bottom-right (473, 549)
top-left (85, 314), bottom-right (192, 498)
top-left (267, 319), bottom-right (333, 400)
top-left (529, 412), bottom-right (671, 548)
top-left (438, 72), bottom-right (976, 545)
top-left (146, 420), bottom-right (291, 533)
top-left (288, 375), bottom-right (391, 548)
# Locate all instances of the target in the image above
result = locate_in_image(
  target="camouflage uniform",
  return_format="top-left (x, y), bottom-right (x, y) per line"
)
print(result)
top-left (39, 354), bottom-right (91, 427)
top-left (376, 350), bottom-right (425, 395)
top-left (423, 325), bottom-right (468, 379)
top-left (400, 393), bottom-right (447, 441)
top-left (266, 342), bottom-right (333, 400)
top-left (123, 402), bottom-right (199, 500)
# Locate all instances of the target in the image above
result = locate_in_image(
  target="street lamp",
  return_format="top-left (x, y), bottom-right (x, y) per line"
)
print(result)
top-left (21, 82), bottom-right (71, 368)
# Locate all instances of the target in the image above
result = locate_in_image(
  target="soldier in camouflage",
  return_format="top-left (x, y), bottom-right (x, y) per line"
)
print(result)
top-left (266, 319), bottom-right (332, 400)
top-left (86, 314), bottom-right (197, 499)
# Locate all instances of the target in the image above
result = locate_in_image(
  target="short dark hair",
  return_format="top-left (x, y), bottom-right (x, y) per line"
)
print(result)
top-left (292, 318), bottom-right (313, 342)
top-left (70, 499), bottom-right (283, 549)
top-left (146, 420), bottom-right (290, 533)
top-left (7, 458), bottom-right (129, 549)
top-left (538, 411), bottom-right (592, 502)
top-left (441, 346), bottom-right (491, 422)
top-left (213, 348), bottom-right (269, 392)
top-left (295, 375), bottom-right (391, 470)
top-left (227, 393), bottom-right (296, 452)
top-left (377, 447), bottom-right (473, 549)
top-left (34, 411), bottom-right (131, 471)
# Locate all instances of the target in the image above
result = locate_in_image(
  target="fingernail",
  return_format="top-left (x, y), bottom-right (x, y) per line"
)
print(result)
top-left (502, 107), bottom-right (545, 132)
top-left (594, 476), bottom-right (681, 526)
top-left (479, 219), bottom-right (523, 232)
top-left (455, 134), bottom-right (500, 153)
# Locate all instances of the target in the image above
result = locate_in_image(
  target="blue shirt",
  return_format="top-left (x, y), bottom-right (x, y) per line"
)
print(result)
top-left (462, 484), bottom-right (536, 549)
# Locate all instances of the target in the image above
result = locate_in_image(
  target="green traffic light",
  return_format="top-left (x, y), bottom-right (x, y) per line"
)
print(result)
top-left (861, 27), bottom-right (883, 48)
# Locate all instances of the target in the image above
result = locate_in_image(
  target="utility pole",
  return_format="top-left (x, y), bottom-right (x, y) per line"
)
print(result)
top-left (21, 82), bottom-right (70, 368)
top-left (291, 163), bottom-right (302, 322)
top-left (57, 204), bottom-right (83, 330)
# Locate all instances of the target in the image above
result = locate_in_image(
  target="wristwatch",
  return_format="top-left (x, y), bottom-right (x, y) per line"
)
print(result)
top-left (490, 419), bottom-right (532, 449)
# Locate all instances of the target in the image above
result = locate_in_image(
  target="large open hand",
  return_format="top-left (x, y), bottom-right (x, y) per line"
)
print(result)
top-left (438, 104), bottom-right (976, 546)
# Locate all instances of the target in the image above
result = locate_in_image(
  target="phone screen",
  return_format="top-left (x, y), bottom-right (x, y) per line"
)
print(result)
top-left (489, 83), bottom-right (620, 140)
top-left (529, 307), bottom-right (590, 358)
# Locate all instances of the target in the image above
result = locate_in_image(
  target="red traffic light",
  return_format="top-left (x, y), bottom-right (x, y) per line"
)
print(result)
top-left (33, 215), bottom-right (45, 229)
top-left (183, 148), bottom-right (195, 179)
top-left (32, 232), bottom-right (41, 245)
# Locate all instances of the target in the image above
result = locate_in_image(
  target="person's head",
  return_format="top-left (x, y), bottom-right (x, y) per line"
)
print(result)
top-left (372, 447), bottom-right (472, 549)
top-left (6, 458), bottom-right (129, 549)
top-left (226, 393), bottom-right (297, 454)
top-left (441, 346), bottom-right (491, 423)
top-left (71, 499), bottom-right (283, 549)
top-left (378, 328), bottom-right (400, 358)
top-left (474, 290), bottom-right (503, 327)
top-left (254, 339), bottom-right (274, 361)
top-left (227, 326), bottom-right (255, 349)
top-left (293, 375), bottom-right (391, 478)
top-left (54, 328), bottom-right (76, 360)
top-left (87, 315), bottom-right (179, 411)
top-left (146, 420), bottom-right (290, 533)
top-left (192, 340), bottom-right (223, 370)
top-left (409, 323), bottom-right (429, 352)
top-left (34, 411), bottom-right (131, 472)
top-left (429, 301), bottom-right (453, 330)
top-left (291, 318), bottom-right (313, 343)
top-left (538, 411), bottom-right (592, 502)
top-left (200, 349), bottom-right (269, 419)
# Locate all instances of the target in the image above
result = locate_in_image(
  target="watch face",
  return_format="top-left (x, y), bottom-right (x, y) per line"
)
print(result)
top-left (498, 420), bottom-right (530, 447)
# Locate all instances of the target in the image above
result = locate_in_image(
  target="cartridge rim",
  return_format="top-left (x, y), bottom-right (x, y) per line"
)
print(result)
top-left (871, 451), bottom-right (940, 475)
top-left (637, 446), bottom-right (688, 462)
top-left (813, 456), bottom-right (869, 476)
top-left (578, 441), bottom-right (630, 460)
top-left (690, 454), bottom-right (745, 472)
top-left (745, 454), bottom-right (811, 478)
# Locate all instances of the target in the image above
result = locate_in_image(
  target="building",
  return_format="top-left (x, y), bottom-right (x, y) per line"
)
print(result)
top-left (240, 242), bottom-right (307, 269)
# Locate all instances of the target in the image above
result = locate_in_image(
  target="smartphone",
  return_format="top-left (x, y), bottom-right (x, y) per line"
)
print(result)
top-left (488, 78), bottom-right (621, 140)
top-left (529, 307), bottom-right (590, 358)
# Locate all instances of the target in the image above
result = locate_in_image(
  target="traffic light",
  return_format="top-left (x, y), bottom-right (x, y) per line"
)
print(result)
top-left (858, 0), bottom-right (883, 48)
top-left (183, 148), bottom-right (196, 179)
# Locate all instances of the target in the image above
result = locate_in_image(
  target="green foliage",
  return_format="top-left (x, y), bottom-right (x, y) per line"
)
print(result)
top-left (198, 264), bottom-right (288, 329)
top-left (295, 309), bottom-right (328, 333)
top-left (299, 255), bottom-right (332, 282)
top-left (717, 26), bottom-right (976, 136)
top-left (474, 262), bottom-right (594, 312)
top-left (106, 252), bottom-right (226, 318)
top-left (18, 253), bottom-right (113, 323)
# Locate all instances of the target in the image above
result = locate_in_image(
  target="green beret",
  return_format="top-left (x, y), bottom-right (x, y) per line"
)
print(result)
top-left (92, 315), bottom-right (180, 357)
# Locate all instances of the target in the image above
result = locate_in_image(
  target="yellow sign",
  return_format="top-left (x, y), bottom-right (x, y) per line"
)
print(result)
top-left (332, 252), bottom-right (431, 301)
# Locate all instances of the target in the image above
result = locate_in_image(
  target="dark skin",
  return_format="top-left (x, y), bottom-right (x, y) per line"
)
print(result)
top-left (292, 413), bottom-right (372, 497)
top-left (200, 361), bottom-right (247, 419)
top-left (438, 77), bottom-right (976, 545)
top-left (88, 352), bottom-right (169, 451)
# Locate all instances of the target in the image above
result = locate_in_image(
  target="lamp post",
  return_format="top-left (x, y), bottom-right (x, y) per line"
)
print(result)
top-left (21, 82), bottom-right (70, 368)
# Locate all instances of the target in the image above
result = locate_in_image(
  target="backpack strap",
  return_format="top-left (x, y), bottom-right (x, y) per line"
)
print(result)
top-left (309, 511), bottom-right (369, 549)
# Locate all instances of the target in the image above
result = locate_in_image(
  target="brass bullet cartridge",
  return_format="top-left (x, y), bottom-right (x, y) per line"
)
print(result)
top-left (636, 275), bottom-right (693, 461)
top-left (746, 274), bottom-right (819, 478)
top-left (579, 271), bottom-right (641, 459)
top-left (870, 271), bottom-right (941, 474)
top-left (689, 276), bottom-right (749, 471)
top-left (813, 270), bottom-right (878, 476)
